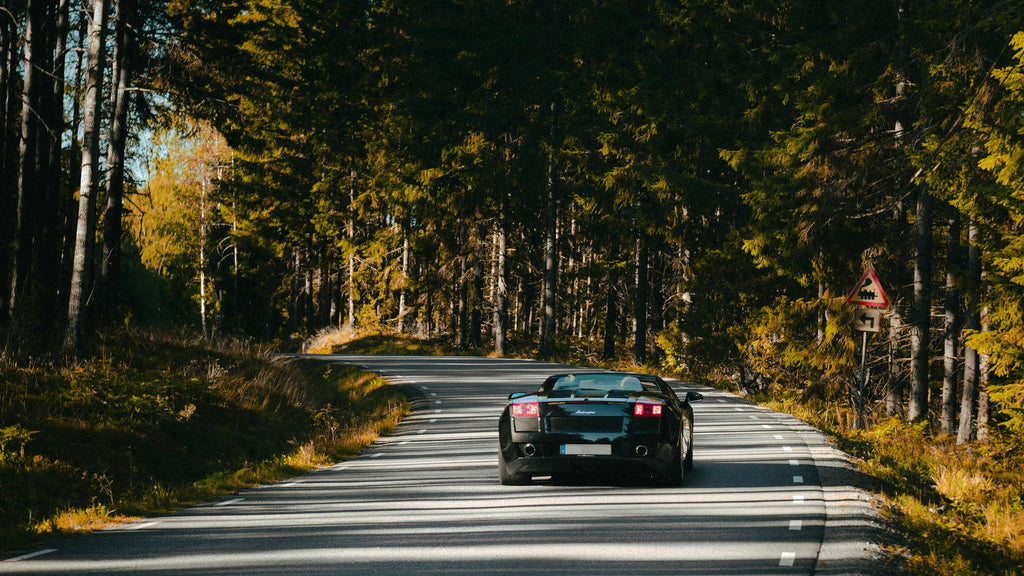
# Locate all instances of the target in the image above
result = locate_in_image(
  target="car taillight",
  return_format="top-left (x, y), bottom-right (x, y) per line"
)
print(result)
top-left (634, 402), bottom-right (662, 417)
top-left (511, 401), bottom-right (540, 418)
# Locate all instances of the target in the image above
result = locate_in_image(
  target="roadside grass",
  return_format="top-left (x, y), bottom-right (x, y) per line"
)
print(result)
top-left (0, 328), bottom-right (408, 551)
top-left (759, 391), bottom-right (1024, 576)
top-left (306, 326), bottom-right (461, 356)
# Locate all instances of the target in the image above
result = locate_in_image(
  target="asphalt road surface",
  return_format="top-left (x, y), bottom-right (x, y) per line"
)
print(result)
top-left (1, 356), bottom-right (884, 575)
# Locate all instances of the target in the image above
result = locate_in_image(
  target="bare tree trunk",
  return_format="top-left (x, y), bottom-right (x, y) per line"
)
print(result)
top-left (908, 186), bottom-right (932, 422)
top-left (302, 250), bottom-right (313, 336)
top-left (977, 307), bottom-right (990, 442)
top-left (61, 13), bottom-right (85, 293)
top-left (468, 222), bottom-right (484, 348)
top-left (957, 219), bottom-right (981, 444)
top-left (634, 233), bottom-right (649, 365)
top-left (941, 213), bottom-right (961, 435)
top-left (423, 285), bottom-right (434, 336)
top-left (10, 0), bottom-right (46, 321)
top-left (602, 274), bottom-right (617, 361)
top-left (199, 179), bottom-right (209, 338)
top-left (22, 0), bottom-right (65, 332)
top-left (493, 202), bottom-right (508, 356)
top-left (397, 232), bottom-right (409, 332)
top-left (648, 245), bottom-right (663, 363)
top-left (317, 247), bottom-right (332, 329)
top-left (100, 0), bottom-right (135, 324)
top-left (346, 168), bottom-right (356, 329)
top-left (0, 18), bottom-right (14, 317)
top-left (64, 0), bottom-right (107, 353)
top-left (539, 98), bottom-right (559, 359)
top-left (287, 246), bottom-right (301, 337)
top-left (886, 308), bottom-right (904, 416)
top-left (457, 255), bottom-right (468, 349)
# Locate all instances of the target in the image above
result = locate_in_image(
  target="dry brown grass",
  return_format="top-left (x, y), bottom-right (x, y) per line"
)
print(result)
top-left (759, 391), bottom-right (1024, 576)
top-left (1, 328), bottom-right (409, 550)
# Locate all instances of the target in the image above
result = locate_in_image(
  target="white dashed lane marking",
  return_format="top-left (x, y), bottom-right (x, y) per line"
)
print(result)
top-left (780, 552), bottom-right (797, 567)
top-left (5, 549), bottom-right (57, 562)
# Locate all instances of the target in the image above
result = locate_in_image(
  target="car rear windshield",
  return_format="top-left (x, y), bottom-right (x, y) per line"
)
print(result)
top-left (548, 374), bottom-right (660, 394)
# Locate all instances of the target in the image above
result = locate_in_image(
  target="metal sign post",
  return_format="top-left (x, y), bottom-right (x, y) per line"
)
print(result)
top-left (847, 269), bottom-right (888, 429)
top-left (857, 331), bottom-right (868, 429)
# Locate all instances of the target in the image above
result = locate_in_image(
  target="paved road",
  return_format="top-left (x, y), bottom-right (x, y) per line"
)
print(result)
top-left (1, 356), bottom-right (881, 575)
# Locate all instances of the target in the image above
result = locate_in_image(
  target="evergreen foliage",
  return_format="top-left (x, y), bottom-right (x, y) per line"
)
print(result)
top-left (2, 0), bottom-right (1024, 509)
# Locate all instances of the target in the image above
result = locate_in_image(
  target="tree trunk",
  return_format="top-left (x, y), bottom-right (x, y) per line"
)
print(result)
top-left (634, 233), bottom-right (649, 365)
top-left (35, 0), bottom-right (70, 329)
top-left (493, 202), bottom-right (508, 357)
top-left (602, 274), bottom-right (617, 360)
top-left (957, 219), bottom-right (982, 444)
top-left (64, 0), bottom-right (107, 353)
top-left (100, 0), bottom-right (134, 324)
top-left (317, 246), bottom-right (332, 329)
top-left (397, 232), bottom-right (409, 332)
top-left (467, 222), bottom-right (484, 348)
top-left (648, 247), bottom-right (663, 363)
top-left (0, 18), bottom-right (14, 318)
top-left (10, 0), bottom-right (46, 321)
top-left (457, 255), bottom-right (468, 349)
top-left (539, 98), bottom-right (559, 358)
top-left (199, 180), bottom-right (208, 338)
top-left (346, 168), bottom-right (356, 329)
top-left (941, 213), bottom-right (961, 435)
top-left (977, 307), bottom-right (990, 442)
top-left (908, 185), bottom-right (932, 422)
top-left (886, 307), bottom-right (904, 417)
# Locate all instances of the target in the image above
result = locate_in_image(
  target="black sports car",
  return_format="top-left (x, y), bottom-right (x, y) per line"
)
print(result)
top-left (498, 372), bottom-right (703, 486)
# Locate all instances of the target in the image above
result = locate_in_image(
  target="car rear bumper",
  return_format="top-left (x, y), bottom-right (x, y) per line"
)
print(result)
top-left (501, 441), bottom-right (676, 478)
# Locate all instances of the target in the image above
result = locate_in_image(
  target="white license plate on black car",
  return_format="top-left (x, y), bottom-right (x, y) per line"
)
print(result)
top-left (560, 444), bottom-right (612, 456)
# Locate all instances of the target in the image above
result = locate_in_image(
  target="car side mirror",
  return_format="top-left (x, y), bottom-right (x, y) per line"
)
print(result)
top-left (686, 391), bottom-right (704, 403)
top-left (508, 392), bottom-right (527, 401)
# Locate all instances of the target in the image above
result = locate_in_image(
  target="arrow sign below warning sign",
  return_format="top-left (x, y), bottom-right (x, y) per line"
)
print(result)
top-left (853, 307), bottom-right (881, 332)
top-left (846, 268), bottom-right (889, 307)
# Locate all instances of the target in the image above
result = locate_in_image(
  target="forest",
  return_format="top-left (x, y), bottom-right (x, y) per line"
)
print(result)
top-left (3, 0), bottom-right (1024, 448)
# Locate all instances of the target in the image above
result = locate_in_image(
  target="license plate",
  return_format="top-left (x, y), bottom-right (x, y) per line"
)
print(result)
top-left (560, 444), bottom-right (612, 456)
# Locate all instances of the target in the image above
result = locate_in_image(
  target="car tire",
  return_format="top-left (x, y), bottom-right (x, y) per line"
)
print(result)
top-left (662, 439), bottom-right (685, 487)
top-left (683, 413), bottom-right (694, 472)
top-left (499, 451), bottom-right (530, 486)
top-left (663, 414), bottom-right (692, 487)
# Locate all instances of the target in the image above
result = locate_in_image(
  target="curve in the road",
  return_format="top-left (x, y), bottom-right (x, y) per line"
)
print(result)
top-left (1, 356), bottom-right (886, 576)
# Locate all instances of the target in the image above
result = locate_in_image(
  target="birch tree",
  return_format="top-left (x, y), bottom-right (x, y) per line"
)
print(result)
top-left (64, 0), bottom-right (107, 353)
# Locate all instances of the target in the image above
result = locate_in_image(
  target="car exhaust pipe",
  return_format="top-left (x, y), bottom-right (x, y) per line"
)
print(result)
top-left (523, 443), bottom-right (537, 457)
top-left (635, 445), bottom-right (649, 457)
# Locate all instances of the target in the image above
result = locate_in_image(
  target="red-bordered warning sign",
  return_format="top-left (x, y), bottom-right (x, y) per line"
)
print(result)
top-left (846, 268), bottom-right (889, 307)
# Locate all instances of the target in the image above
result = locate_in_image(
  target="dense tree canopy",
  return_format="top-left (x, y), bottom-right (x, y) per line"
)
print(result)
top-left (2, 0), bottom-right (1024, 444)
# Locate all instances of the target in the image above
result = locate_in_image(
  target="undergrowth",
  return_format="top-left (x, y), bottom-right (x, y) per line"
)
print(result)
top-left (0, 328), bottom-right (408, 551)
top-left (760, 390), bottom-right (1024, 576)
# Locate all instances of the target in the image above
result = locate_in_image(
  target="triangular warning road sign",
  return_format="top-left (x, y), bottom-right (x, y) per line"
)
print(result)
top-left (846, 268), bottom-right (889, 307)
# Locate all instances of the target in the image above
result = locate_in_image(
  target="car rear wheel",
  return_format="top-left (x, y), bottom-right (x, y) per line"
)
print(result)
top-left (663, 414), bottom-right (692, 487)
top-left (683, 412), bottom-right (694, 472)
top-left (499, 451), bottom-right (530, 485)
